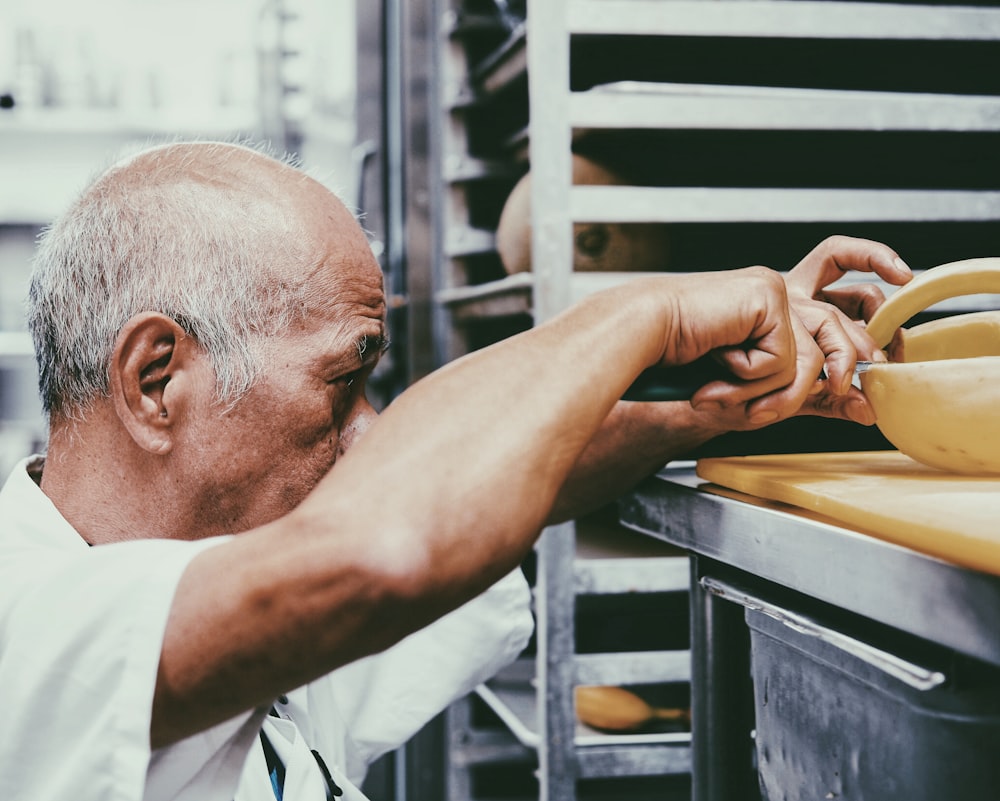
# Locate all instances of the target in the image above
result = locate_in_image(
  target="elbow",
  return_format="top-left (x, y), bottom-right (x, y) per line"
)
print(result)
top-left (284, 504), bottom-right (532, 663)
top-left (330, 525), bottom-right (448, 647)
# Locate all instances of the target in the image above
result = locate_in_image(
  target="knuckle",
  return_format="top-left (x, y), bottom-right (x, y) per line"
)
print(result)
top-left (819, 234), bottom-right (850, 255)
top-left (753, 265), bottom-right (786, 289)
top-left (808, 392), bottom-right (840, 415)
top-left (814, 302), bottom-right (839, 323)
top-left (861, 284), bottom-right (886, 303)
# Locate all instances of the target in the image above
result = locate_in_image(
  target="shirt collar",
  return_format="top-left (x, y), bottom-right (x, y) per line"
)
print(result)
top-left (0, 455), bottom-right (89, 552)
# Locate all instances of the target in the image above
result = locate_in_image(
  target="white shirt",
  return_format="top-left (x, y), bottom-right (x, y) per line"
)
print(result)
top-left (0, 457), bottom-right (534, 800)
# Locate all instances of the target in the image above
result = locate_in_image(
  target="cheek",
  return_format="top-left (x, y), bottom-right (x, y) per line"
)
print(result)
top-left (222, 389), bottom-right (339, 461)
top-left (221, 376), bottom-right (355, 467)
top-left (240, 413), bottom-right (341, 514)
top-left (281, 387), bottom-right (359, 462)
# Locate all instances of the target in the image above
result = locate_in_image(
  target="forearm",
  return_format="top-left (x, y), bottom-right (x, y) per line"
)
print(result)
top-left (319, 281), bottom-right (670, 596)
top-left (311, 267), bottom-right (791, 607)
top-left (155, 280), bottom-right (670, 746)
top-left (155, 268), bottom-right (796, 746)
top-left (548, 400), bottom-right (731, 522)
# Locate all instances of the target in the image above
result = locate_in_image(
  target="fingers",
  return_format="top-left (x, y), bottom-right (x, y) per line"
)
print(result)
top-left (690, 309), bottom-right (825, 426)
top-left (664, 266), bottom-right (803, 425)
top-left (798, 386), bottom-right (877, 426)
top-left (658, 253), bottom-right (895, 430)
top-left (792, 301), bottom-right (883, 424)
top-left (817, 283), bottom-right (886, 324)
top-left (782, 235), bottom-right (908, 402)
top-left (793, 296), bottom-right (886, 394)
top-left (665, 266), bottom-right (796, 372)
top-left (787, 234), bottom-right (912, 292)
top-left (744, 311), bottom-right (826, 424)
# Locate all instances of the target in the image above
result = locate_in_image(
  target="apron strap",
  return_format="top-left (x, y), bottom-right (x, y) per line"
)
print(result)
top-left (259, 706), bottom-right (344, 799)
top-left (259, 725), bottom-right (286, 800)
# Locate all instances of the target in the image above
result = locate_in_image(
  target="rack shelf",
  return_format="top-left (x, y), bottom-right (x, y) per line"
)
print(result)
top-left (477, 661), bottom-right (691, 755)
top-left (436, 272), bottom-right (532, 319)
top-left (442, 22), bottom-right (526, 110)
top-left (571, 81), bottom-right (1000, 132)
top-left (571, 186), bottom-right (1000, 224)
top-left (443, 154), bottom-right (520, 183)
top-left (567, 0), bottom-right (1000, 40)
top-left (436, 269), bottom-right (1000, 321)
top-left (470, 25), bottom-right (527, 95)
top-left (444, 226), bottom-right (497, 258)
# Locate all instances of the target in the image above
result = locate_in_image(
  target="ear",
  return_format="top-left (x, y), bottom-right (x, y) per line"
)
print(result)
top-left (110, 312), bottom-right (200, 455)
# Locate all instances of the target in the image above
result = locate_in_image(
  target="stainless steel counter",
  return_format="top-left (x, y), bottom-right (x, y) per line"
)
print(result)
top-left (618, 463), bottom-right (1000, 801)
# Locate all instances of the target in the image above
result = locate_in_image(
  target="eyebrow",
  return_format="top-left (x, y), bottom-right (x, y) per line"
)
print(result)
top-left (355, 333), bottom-right (391, 366)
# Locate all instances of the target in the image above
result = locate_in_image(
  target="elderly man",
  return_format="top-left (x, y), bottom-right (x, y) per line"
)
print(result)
top-left (0, 141), bottom-right (910, 801)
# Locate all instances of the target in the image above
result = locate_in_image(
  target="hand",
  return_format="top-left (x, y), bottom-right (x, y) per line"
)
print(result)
top-left (652, 267), bottom-right (826, 427)
top-left (784, 235), bottom-right (912, 424)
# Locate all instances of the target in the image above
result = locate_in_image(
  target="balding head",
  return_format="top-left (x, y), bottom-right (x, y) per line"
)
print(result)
top-left (107, 141), bottom-right (309, 208)
top-left (28, 140), bottom-right (368, 421)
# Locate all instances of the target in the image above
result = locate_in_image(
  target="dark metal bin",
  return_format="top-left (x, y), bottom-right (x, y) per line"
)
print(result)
top-left (748, 607), bottom-right (1000, 801)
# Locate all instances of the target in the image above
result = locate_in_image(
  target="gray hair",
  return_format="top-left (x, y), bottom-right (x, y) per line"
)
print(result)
top-left (28, 140), bottom-right (318, 420)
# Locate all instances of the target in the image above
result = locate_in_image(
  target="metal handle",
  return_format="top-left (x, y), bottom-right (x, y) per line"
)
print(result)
top-left (622, 356), bottom-right (728, 402)
top-left (701, 576), bottom-right (947, 691)
top-left (351, 139), bottom-right (378, 218)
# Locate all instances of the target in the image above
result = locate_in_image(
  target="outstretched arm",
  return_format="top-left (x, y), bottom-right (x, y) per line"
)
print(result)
top-left (547, 236), bottom-right (912, 522)
top-left (153, 266), bottom-right (811, 747)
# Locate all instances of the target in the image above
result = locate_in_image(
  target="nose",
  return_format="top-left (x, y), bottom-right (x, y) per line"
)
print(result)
top-left (338, 394), bottom-right (379, 455)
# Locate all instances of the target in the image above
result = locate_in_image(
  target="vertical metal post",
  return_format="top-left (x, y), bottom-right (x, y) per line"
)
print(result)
top-left (443, 701), bottom-right (474, 801)
top-left (426, 0), bottom-right (450, 371)
top-left (526, 0), bottom-right (573, 324)
top-left (528, 3), bottom-right (578, 797)
top-left (535, 522), bottom-right (579, 801)
top-left (689, 557), bottom-right (760, 801)
top-left (401, 714), bottom-right (447, 801)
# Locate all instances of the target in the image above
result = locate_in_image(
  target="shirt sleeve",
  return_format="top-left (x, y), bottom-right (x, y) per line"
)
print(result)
top-left (0, 536), bottom-right (232, 801)
top-left (323, 567), bottom-right (535, 783)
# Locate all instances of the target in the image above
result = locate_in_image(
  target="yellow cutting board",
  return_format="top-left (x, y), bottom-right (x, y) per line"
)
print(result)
top-left (696, 451), bottom-right (1000, 576)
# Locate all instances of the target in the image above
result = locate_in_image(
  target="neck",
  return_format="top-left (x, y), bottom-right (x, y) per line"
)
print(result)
top-left (41, 409), bottom-right (176, 545)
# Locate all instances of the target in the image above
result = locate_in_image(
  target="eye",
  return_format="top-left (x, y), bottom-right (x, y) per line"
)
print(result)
top-left (330, 370), bottom-right (361, 388)
top-left (330, 364), bottom-right (374, 389)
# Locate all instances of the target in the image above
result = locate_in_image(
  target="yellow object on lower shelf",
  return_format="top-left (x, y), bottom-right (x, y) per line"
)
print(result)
top-left (575, 685), bottom-right (690, 733)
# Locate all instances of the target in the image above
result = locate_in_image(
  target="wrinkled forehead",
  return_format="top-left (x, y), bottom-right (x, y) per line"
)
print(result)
top-left (303, 228), bottom-right (387, 319)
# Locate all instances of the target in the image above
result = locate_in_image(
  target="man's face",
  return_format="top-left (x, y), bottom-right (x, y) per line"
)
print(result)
top-left (180, 198), bottom-right (388, 538)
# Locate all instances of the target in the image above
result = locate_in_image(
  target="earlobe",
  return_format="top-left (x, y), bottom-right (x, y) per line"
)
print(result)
top-left (110, 312), bottom-right (191, 455)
